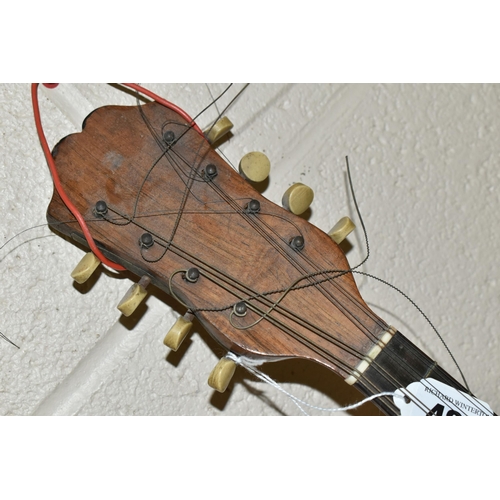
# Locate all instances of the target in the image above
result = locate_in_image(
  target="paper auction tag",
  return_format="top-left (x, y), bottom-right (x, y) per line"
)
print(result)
top-left (394, 378), bottom-right (494, 416)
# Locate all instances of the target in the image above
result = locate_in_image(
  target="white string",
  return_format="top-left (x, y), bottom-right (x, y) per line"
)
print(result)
top-left (226, 352), bottom-right (403, 416)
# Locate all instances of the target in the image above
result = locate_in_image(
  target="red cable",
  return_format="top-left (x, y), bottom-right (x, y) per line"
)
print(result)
top-left (122, 83), bottom-right (204, 136)
top-left (31, 83), bottom-right (126, 271)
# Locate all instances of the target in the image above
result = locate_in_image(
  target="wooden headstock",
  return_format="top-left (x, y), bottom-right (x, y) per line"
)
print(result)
top-left (47, 101), bottom-right (389, 385)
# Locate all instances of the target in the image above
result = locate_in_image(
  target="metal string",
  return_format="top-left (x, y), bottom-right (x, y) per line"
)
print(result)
top-left (104, 100), bottom-right (474, 414)
top-left (1, 84), bottom-right (481, 415)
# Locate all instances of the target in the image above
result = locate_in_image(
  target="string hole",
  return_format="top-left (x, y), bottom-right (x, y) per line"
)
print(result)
top-left (185, 268), bottom-right (200, 283)
top-left (290, 235), bottom-right (305, 251)
top-left (233, 301), bottom-right (247, 317)
top-left (163, 130), bottom-right (175, 144)
top-left (204, 164), bottom-right (218, 180)
top-left (94, 200), bottom-right (108, 216)
top-left (245, 199), bottom-right (261, 214)
top-left (139, 233), bottom-right (154, 249)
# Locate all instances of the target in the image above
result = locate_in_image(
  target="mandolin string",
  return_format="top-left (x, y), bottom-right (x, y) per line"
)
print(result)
top-left (76, 88), bottom-right (473, 414)
top-left (160, 132), bottom-right (395, 348)
top-left (158, 139), bottom-right (389, 354)
top-left (115, 96), bottom-right (489, 417)
top-left (10, 221), bottom-right (474, 414)
top-left (126, 99), bottom-right (473, 413)
top-left (0, 201), bottom-right (464, 412)
top-left (205, 83), bottom-right (250, 123)
top-left (0, 331), bottom-right (19, 349)
top-left (1, 85), bottom-right (477, 414)
top-left (128, 86), bottom-right (244, 256)
top-left (156, 165), bottom-right (386, 359)
top-left (105, 87), bottom-right (458, 410)
top-left (28, 85), bottom-right (476, 413)
top-left (146, 116), bottom-right (390, 342)
top-left (160, 120), bottom-right (485, 414)
top-left (190, 138), bottom-right (477, 409)
top-left (104, 202), bottom-right (371, 375)
top-left (354, 270), bottom-right (471, 393)
top-left (152, 127), bottom-right (389, 340)
top-left (343, 159), bottom-right (475, 407)
top-left (40, 216), bottom-right (472, 413)
top-left (103, 205), bottom-right (364, 378)
top-left (0, 203), bottom-right (464, 410)
top-left (109, 86), bottom-right (246, 255)
top-left (204, 84), bottom-right (221, 118)
top-left (108, 126), bottom-right (434, 414)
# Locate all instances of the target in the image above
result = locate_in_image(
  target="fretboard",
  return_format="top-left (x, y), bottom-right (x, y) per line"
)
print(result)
top-left (354, 332), bottom-right (470, 416)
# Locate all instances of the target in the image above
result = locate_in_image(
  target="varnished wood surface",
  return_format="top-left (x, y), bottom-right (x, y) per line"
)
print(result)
top-left (2, 83), bottom-right (500, 416)
top-left (48, 101), bottom-right (389, 383)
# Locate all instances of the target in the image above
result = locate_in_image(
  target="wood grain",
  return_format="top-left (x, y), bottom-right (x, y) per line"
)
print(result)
top-left (47, 101), bottom-right (389, 382)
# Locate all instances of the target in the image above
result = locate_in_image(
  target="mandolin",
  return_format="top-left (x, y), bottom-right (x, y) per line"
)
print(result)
top-left (34, 84), bottom-right (494, 416)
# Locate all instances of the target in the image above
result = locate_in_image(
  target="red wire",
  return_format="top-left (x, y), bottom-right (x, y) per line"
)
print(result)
top-left (31, 83), bottom-right (126, 271)
top-left (32, 83), bottom-right (204, 272)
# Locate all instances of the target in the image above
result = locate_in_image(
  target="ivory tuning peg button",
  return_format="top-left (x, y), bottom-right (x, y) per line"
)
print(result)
top-left (208, 357), bottom-right (237, 393)
top-left (205, 116), bottom-right (234, 144)
top-left (163, 312), bottom-right (194, 351)
top-left (71, 252), bottom-right (101, 284)
top-left (282, 183), bottom-right (314, 215)
top-left (328, 216), bottom-right (356, 244)
top-left (117, 276), bottom-right (151, 317)
top-left (239, 152), bottom-right (271, 183)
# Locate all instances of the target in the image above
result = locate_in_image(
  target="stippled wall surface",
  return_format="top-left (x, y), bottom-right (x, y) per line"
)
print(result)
top-left (1, 83), bottom-right (498, 415)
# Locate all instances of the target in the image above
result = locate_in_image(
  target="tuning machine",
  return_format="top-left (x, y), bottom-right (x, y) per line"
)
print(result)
top-left (204, 116), bottom-right (234, 144)
top-left (208, 356), bottom-right (237, 393)
top-left (239, 152), bottom-right (271, 183)
top-left (328, 216), bottom-right (356, 244)
top-left (282, 183), bottom-right (314, 215)
top-left (164, 312), bottom-right (194, 351)
top-left (71, 252), bottom-right (101, 284)
top-left (117, 276), bottom-right (151, 317)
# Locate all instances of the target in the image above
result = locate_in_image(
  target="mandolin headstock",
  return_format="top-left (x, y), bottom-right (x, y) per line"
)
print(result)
top-left (47, 100), bottom-right (389, 391)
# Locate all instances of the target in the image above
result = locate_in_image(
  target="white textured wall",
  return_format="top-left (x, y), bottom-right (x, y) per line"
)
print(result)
top-left (0, 83), bottom-right (498, 416)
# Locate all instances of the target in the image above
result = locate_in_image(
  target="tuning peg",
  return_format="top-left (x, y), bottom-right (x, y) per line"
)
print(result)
top-left (328, 216), bottom-right (356, 244)
top-left (208, 357), bottom-right (237, 393)
top-left (239, 152), bottom-right (271, 183)
top-left (205, 116), bottom-right (234, 144)
top-left (282, 183), bottom-right (314, 215)
top-left (163, 312), bottom-right (194, 351)
top-left (71, 252), bottom-right (101, 284)
top-left (117, 276), bottom-right (151, 317)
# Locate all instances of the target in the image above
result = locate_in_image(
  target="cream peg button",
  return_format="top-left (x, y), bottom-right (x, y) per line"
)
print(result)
top-left (208, 357), bottom-right (237, 393)
top-left (71, 252), bottom-right (101, 284)
top-left (163, 313), bottom-right (194, 351)
top-left (328, 216), bottom-right (356, 244)
top-left (239, 152), bottom-right (271, 182)
top-left (117, 276), bottom-right (151, 317)
top-left (205, 116), bottom-right (234, 144)
top-left (282, 183), bottom-right (314, 215)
